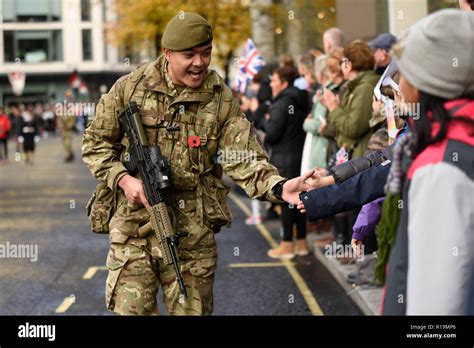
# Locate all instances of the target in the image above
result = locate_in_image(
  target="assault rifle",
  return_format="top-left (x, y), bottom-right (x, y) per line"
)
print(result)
top-left (120, 101), bottom-right (188, 299)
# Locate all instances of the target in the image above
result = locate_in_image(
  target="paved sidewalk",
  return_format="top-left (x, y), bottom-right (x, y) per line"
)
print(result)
top-left (307, 232), bottom-right (383, 315)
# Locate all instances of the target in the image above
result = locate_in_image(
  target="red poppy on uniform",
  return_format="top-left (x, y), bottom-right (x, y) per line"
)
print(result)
top-left (187, 135), bottom-right (201, 148)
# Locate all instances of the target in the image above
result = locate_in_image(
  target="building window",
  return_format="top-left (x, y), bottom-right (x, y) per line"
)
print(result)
top-left (3, 30), bottom-right (63, 63)
top-left (81, 0), bottom-right (91, 21)
top-left (82, 29), bottom-right (93, 61)
top-left (2, 0), bottom-right (61, 22)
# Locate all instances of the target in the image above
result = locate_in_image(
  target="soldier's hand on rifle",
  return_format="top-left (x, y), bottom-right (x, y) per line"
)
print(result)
top-left (118, 174), bottom-right (150, 208)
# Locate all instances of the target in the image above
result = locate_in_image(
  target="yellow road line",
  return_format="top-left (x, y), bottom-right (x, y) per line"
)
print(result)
top-left (229, 262), bottom-right (294, 268)
top-left (228, 193), bottom-right (324, 316)
top-left (82, 266), bottom-right (108, 280)
top-left (55, 295), bottom-right (76, 313)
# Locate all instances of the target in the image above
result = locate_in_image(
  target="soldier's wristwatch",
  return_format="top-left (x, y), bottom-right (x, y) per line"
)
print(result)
top-left (273, 180), bottom-right (287, 201)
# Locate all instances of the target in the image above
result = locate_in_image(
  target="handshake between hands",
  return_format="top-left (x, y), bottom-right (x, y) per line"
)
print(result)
top-left (280, 167), bottom-right (331, 214)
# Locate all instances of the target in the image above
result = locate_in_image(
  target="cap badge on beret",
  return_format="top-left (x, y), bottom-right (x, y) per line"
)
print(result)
top-left (206, 26), bottom-right (213, 40)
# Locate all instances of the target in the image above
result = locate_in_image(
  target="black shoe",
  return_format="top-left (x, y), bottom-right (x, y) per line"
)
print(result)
top-left (336, 234), bottom-right (347, 246)
top-left (347, 272), bottom-right (359, 285)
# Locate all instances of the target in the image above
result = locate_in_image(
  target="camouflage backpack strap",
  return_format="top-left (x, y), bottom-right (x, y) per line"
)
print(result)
top-left (214, 81), bottom-right (233, 131)
top-left (119, 62), bottom-right (151, 152)
top-left (123, 62), bottom-right (150, 105)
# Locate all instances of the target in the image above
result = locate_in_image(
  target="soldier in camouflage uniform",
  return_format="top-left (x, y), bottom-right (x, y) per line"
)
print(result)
top-left (82, 12), bottom-right (314, 315)
top-left (58, 89), bottom-right (77, 162)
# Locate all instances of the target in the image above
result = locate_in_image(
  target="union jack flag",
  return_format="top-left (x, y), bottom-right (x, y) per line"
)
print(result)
top-left (234, 38), bottom-right (266, 94)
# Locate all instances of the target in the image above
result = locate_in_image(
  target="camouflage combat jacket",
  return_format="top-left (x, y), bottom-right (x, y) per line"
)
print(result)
top-left (82, 55), bottom-right (285, 251)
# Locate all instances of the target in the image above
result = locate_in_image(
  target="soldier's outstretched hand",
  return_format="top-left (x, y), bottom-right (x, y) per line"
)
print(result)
top-left (281, 170), bottom-right (315, 206)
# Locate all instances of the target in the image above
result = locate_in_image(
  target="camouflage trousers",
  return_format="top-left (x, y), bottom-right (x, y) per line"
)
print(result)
top-left (62, 130), bottom-right (73, 157)
top-left (105, 217), bottom-right (218, 316)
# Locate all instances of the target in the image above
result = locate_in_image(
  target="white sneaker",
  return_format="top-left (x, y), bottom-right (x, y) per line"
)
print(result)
top-left (245, 215), bottom-right (263, 225)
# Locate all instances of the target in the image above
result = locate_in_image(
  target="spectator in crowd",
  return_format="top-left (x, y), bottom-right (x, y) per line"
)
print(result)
top-left (294, 52), bottom-right (318, 94)
top-left (369, 96), bottom-right (390, 151)
top-left (19, 104), bottom-right (39, 165)
top-left (320, 48), bottom-right (346, 167)
top-left (326, 47), bottom-right (346, 92)
top-left (33, 102), bottom-right (44, 137)
top-left (367, 80), bottom-right (406, 152)
top-left (323, 27), bottom-right (345, 55)
top-left (252, 65), bottom-right (282, 222)
top-left (253, 66), bottom-right (277, 133)
top-left (42, 103), bottom-right (56, 137)
top-left (0, 107), bottom-right (12, 164)
top-left (240, 84), bottom-right (257, 122)
top-left (313, 48), bottom-right (348, 243)
top-left (240, 67), bottom-right (279, 224)
top-left (368, 33), bottom-right (397, 75)
top-left (381, 9), bottom-right (474, 315)
top-left (264, 66), bottom-right (310, 259)
top-left (306, 48), bottom-right (346, 245)
top-left (320, 40), bottom-right (379, 160)
top-left (302, 55), bottom-right (330, 173)
top-left (241, 71), bottom-right (271, 131)
top-left (300, 55), bottom-right (332, 236)
top-left (9, 105), bottom-right (23, 154)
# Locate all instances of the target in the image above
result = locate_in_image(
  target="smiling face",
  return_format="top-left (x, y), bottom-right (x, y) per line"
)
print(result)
top-left (164, 42), bottom-right (212, 89)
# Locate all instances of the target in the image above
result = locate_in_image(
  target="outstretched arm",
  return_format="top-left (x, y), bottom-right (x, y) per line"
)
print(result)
top-left (279, 170), bottom-right (316, 205)
top-left (297, 162), bottom-right (391, 221)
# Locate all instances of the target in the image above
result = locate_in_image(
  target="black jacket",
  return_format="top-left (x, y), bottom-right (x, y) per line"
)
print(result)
top-left (301, 161), bottom-right (391, 221)
top-left (329, 144), bottom-right (394, 184)
top-left (264, 86), bottom-right (310, 178)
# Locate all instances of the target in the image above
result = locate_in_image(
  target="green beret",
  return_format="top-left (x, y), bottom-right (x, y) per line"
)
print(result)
top-left (161, 12), bottom-right (213, 51)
